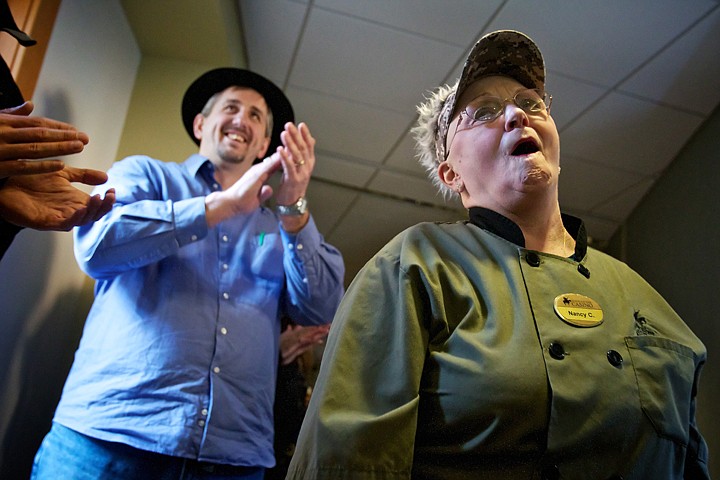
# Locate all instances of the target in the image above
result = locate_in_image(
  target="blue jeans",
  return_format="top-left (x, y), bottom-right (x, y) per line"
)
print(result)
top-left (31, 423), bottom-right (265, 480)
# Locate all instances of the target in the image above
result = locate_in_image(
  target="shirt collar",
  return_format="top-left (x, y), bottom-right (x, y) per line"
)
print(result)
top-left (184, 154), bottom-right (212, 176)
top-left (183, 154), bottom-right (221, 189)
top-left (468, 206), bottom-right (588, 260)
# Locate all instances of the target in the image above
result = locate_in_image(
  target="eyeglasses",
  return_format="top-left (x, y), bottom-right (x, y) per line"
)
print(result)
top-left (444, 88), bottom-right (552, 159)
top-left (460, 88), bottom-right (551, 123)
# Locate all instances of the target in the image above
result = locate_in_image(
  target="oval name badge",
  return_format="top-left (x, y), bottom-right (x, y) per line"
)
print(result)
top-left (553, 293), bottom-right (604, 327)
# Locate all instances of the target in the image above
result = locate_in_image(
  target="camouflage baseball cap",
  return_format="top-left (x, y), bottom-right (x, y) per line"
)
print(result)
top-left (434, 30), bottom-right (545, 162)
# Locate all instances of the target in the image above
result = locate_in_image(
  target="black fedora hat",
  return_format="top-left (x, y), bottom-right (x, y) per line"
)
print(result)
top-left (181, 68), bottom-right (294, 154)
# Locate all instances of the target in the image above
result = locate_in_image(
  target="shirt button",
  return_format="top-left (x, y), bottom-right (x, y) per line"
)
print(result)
top-left (578, 263), bottom-right (591, 278)
top-left (296, 243), bottom-right (303, 250)
top-left (198, 419), bottom-right (206, 427)
top-left (287, 243), bottom-right (294, 250)
top-left (607, 350), bottom-right (624, 367)
top-left (201, 409), bottom-right (208, 416)
top-left (220, 327), bottom-right (228, 335)
top-left (526, 252), bottom-right (541, 267)
top-left (213, 366), bottom-right (220, 374)
top-left (213, 183), bottom-right (219, 190)
top-left (548, 342), bottom-right (566, 360)
top-left (222, 235), bottom-right (229, 242)
top-left (222, 292), bottom-right (229, 300)
top-left (190, 234), bottom-right (198, 242)
top-left (222, 263), bottom-right (229, 271)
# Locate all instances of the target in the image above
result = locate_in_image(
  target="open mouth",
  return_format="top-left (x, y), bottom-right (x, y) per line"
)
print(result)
top-left (511, 138), bottom-right (540, 156)
top-left (226, 132), bottom-right (247, 144)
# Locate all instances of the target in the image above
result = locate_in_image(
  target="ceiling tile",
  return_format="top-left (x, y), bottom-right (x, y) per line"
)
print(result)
top-left (312, 153), bottom-right (378, 188)
top-left (590, 177), bottom-right (655, 222)
top-left (327, 193), bottom-right (464, 284)
top-left (618, 6), bottom-right (720, 115)
top-left (289, 8), bottom-right (464, 113)
top-left (305, 179), bottom-right (360, 234)
top-left (385, 132), bottom-right (425, 174)
top-left (546, 73), bottom-right (608, 132)
top-left (367, 170), bottom-right (464, 210)
top-left (560, 92), bottom-right (706, 174)
top-left (239, 0), bottom-right (308, 86)
top-left (558, 156), bottom-right (646, 212)
top-left (312, 0), bottom-right (504, 46)
top-left (285, 86), bottom-right (411, 166)
top-left (488, 0), bottom-right (717, 87)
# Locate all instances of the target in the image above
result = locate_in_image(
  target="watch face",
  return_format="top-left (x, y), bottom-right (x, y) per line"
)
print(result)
top-left (277, 196), bottom-right (307, 215)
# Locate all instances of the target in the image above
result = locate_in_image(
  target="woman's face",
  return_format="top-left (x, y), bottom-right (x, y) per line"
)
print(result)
top-left (439, 76), bottom-right (560, 210)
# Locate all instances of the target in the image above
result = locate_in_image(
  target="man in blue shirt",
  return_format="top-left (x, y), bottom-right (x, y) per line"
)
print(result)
top-left (31, 68), bottom-right (345, 480)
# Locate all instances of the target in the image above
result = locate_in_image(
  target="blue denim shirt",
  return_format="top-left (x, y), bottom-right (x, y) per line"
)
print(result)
top-left (56, 154), bottom-right (344, 467)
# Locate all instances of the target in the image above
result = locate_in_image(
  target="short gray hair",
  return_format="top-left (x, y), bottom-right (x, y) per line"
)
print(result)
top-left (411, 83), bottom-right (458, 200)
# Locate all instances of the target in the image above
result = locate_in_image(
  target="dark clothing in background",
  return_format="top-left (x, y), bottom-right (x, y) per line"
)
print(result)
top-left (265, 360), bottom-right (308, 480)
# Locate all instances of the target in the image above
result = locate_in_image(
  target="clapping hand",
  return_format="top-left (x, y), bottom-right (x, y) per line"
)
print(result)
top-left (0, 166), bottom-right (115, 230)
top-left (0, 101), bottom-right (89, 179)
top-left (279, 323), bottom-right (330, 366)
top-left (0, 101), bottom-right (115, 230)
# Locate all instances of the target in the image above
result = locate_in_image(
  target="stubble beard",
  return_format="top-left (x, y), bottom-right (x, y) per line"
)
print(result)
top-left (218, 142), bottom-right (254, 165)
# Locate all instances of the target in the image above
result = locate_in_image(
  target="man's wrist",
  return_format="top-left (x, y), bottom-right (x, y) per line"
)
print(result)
top-left (205, 191), bottom-right (233, 227)
top-left (280, 212), bottom-right (309, 234)
top-left (276, 196), bottom-right (308, 216)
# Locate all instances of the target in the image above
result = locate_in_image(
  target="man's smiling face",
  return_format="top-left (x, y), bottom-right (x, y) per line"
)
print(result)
top-left (195, 86), bottom-right (271, 166)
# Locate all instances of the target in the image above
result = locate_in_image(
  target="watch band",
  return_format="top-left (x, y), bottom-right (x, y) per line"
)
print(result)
top-left (276, 196), bottom-right (308, 216)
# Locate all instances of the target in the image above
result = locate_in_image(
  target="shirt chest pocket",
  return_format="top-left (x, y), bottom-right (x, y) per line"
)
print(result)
top-left (626, 335), bottom-right (696, 446)
top-left (247, 232), bottom-right (285, 283)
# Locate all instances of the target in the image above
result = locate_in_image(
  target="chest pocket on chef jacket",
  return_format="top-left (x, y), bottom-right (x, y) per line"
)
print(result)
top-left (626, 335), bottom-right (695, 446)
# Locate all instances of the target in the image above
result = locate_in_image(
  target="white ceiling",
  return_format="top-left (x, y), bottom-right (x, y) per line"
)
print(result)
top-left (237, 0), bottom-right (720, 284)
top-left (125, 0), bottom-right (720, 286)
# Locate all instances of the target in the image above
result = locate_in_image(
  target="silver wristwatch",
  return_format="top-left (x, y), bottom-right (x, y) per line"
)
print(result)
top-left (276, 196), bottom-right (308, 216)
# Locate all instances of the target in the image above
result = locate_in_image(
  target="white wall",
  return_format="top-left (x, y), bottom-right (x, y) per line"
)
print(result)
top-left (0, 0), bottom-right (140, 477)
